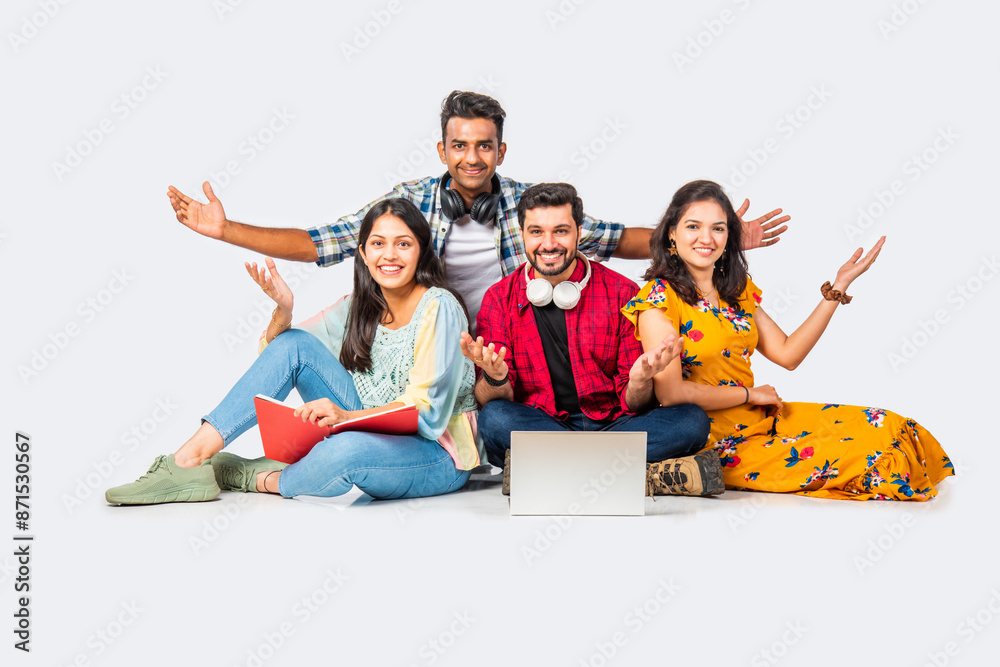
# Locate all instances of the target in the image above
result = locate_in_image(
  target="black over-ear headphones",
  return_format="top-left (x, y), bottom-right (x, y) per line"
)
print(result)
top-left (439, 173), bottom-right (501, 225)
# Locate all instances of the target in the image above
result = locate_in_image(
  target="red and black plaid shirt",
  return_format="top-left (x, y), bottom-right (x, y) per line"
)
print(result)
top-left (476, 259), bottom-right (642, 420)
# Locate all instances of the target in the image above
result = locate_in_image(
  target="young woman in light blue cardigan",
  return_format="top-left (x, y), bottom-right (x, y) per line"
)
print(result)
top-left (106, 199), bottom-right (484, 505)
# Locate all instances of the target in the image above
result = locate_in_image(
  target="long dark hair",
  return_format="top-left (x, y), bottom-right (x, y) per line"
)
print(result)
top-left (340, 198), bottom-right (467, 373)
top-left (645, 180), bottom-right (749, 307)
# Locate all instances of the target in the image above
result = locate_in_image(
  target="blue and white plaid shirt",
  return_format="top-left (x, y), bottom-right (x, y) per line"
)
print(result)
top-left (306, 174), bottom-right (623, 276)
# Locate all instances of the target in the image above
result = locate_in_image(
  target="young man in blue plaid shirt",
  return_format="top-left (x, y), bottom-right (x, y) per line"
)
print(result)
top-left (166, 91), bottom-right (789, 324)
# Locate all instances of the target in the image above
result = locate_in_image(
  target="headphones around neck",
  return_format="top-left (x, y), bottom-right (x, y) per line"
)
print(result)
top-left (524, 252), bottom-right (592, 310)
top-left (440, 173), bottom-right (501, 225)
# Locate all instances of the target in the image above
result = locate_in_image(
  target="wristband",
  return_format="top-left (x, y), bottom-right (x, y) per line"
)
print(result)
top-left (482, 371), bottom-right (509, 387)
top-left (742, 386), bottom-right (749, 404)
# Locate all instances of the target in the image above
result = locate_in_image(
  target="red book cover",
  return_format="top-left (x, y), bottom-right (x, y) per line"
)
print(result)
top-left (253, 395), bottom-right (419, 464)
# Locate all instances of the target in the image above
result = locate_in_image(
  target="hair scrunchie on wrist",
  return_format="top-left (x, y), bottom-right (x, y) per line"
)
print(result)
top-left (820, 281), bottom-right (852, 304)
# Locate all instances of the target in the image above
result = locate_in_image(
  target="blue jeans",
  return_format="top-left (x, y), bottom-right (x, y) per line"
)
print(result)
top-left (477, 400), bottom-right (710, 468)
top-left (202, 329), bottom-right (470, 499)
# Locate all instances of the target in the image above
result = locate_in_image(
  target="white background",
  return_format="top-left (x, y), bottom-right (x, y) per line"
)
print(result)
top-left (3, 1), bottom-right (999, 665)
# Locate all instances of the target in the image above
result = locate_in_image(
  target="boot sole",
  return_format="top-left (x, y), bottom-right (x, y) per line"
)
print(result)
top-left (502, 449), bottom-right (511, 496)
top-left (693, 450), bottom-right (725, 496)
top-left (105, 484), bottom-right (220, 505)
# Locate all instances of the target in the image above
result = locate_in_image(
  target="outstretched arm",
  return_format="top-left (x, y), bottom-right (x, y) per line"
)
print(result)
top-left (608, 197), bottom-right (792, 260)
top-left (755, 236), bottom-right (885, 370)
top-left (636, 309), bottom-right (783, 413)
top-left (168, 182), bottom-right (318, 262)
top-left (611, 227), bottom-right (654, 259)
top-left (735, 198), bottom-right (791, 250)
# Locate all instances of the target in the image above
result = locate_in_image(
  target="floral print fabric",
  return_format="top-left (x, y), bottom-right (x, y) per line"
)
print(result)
top-left (623, 279), bottom-right (953, 500)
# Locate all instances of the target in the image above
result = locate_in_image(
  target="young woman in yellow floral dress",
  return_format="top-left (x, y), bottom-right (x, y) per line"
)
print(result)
top-left (623, 180), bottom-right (952, 501)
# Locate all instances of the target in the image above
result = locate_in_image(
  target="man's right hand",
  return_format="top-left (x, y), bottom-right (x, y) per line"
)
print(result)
top-left (167, 181), bottom-right (228, 240)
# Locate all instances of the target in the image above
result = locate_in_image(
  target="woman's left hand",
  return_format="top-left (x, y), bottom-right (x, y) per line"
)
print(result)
top-left (294, 399), bottom-right (353, 427)
top-left (834, 235), bottom-right (886, 290)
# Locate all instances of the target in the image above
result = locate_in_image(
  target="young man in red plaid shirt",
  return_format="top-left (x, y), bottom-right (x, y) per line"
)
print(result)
top-left (460, 183), bottom-right (722, 496)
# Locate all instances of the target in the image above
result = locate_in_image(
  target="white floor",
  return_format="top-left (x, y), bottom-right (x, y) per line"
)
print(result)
top-left (26, 453), bottom-right (989, 667)
top-left (6, 1), bottom-right (999, 664)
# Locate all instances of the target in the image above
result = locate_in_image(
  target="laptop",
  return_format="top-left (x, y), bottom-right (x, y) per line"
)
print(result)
top-left (508, 431), bottom-right (646, 516)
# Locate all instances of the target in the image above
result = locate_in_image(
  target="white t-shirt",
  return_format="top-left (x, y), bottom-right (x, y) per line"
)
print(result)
top-left (442, 214), bottom-right (503, 334)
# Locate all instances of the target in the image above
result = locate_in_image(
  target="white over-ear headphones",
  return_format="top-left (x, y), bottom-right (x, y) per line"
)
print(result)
top-left (524, 252), bottom-right (592, 310)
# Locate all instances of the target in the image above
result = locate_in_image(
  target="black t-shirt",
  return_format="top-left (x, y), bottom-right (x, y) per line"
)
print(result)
top-left (531, 301), bottom-right (580, 414)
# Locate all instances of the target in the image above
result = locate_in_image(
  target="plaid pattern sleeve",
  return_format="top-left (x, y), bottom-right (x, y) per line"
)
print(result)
top-left (578, 213), bottom-right (624, 262)
top-left (304, 173), bottom-right (624, 273)
top-left (306, 177), bottom-right (445, 267)
top-left (475, 277), bottom-right (519, 395)
top-left (478, 260), bottom-right (641, 421)
top-left (564, 262), bottom-right (641, 420)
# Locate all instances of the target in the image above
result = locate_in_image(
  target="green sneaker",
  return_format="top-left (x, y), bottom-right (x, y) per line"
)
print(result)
top-left (211, 452), bottom-right (288, 493)
top-left (106, 454), bottom-right (220, 505)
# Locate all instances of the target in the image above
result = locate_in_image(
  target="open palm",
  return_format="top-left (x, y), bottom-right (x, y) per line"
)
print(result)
top-left (167, 181), bottom-right (227, 239)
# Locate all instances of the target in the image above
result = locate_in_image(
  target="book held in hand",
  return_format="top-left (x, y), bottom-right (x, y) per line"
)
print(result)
top-left (253, 395), bottom-right (418, 464)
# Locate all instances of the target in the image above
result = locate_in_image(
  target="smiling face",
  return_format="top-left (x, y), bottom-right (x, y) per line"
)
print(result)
top-left (522, 203), bottom-right (579, 284)
top-left (670, 200), bottom-right (729, 275)
top-left (437, 116), bottom-right (506, 202)
top-left (359, 213), bottom-right (421, 291)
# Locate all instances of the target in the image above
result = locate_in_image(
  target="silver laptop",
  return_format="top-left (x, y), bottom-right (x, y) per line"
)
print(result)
top-left (509, 431), bottom-right (646, 516)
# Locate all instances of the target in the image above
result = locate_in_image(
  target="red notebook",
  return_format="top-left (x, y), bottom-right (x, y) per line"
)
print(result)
top-left (254, 395), bottom-right (419, 464)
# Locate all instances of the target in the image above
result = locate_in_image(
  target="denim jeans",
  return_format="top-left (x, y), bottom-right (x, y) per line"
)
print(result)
top-left (477, 399), bottom-right (711, 468)
top-left (202, 329), bottom-right (470, 499)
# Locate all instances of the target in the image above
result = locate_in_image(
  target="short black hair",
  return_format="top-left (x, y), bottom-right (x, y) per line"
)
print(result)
top-left (516, 183), bottom-right (584, 228)
top-left (440, 90), bottom-right (507, 143)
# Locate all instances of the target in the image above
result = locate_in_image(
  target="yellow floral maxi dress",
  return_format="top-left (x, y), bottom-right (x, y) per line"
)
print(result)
top-left (622, 279), bottom-right (953, 501)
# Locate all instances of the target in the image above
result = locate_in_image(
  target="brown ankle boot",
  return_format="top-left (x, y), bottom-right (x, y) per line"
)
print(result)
top-left (646, 451), bottom-right (725, 497)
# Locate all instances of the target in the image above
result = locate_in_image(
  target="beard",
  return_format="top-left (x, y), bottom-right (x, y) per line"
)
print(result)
top-left (528, 248), bottom-right (574, 277)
